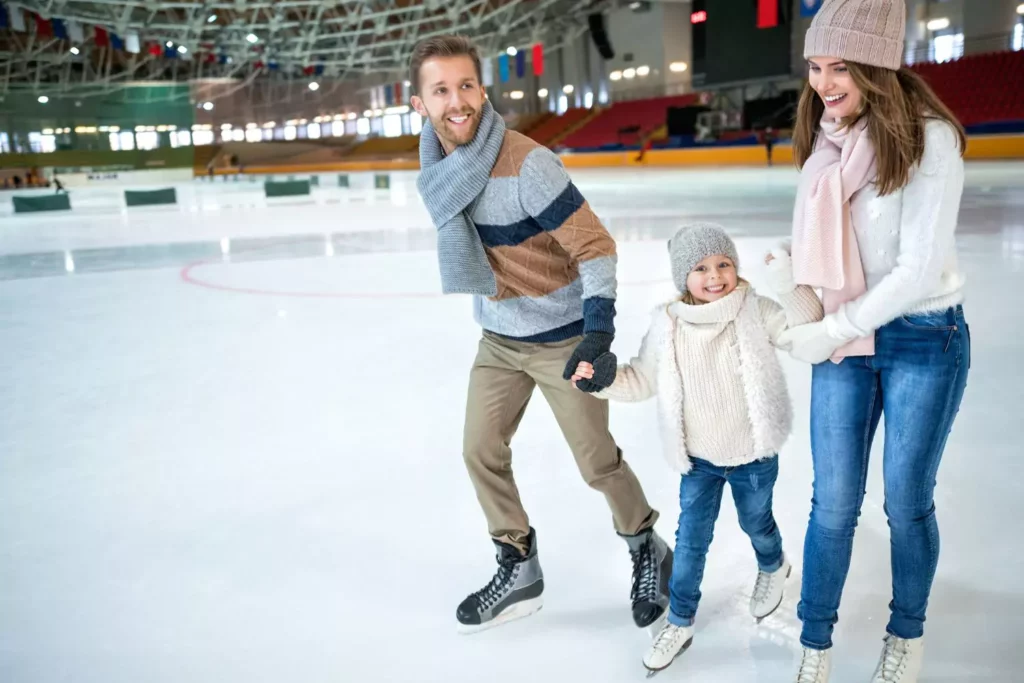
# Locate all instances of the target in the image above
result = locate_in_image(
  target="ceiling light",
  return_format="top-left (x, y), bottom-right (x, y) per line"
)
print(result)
top-left (538, 88), bottom-right (549, 97)
top-left (636, 65), bottom-right (650, 77)
top-left (669, 61), bottom-right (688, 73)
top-left (246, 33), bottom-right (258, 44)
top-left (308, 81), bottom-right (320, 91)
top-left (510, 90), bottom-right (524, 100)
top-left (208, 14), bottom-right (217, 23)
top-left (177, 45), bottom-right (188, 54)
top-left (70, 47), bottom-right (80, 55)
top-left (562, 84), bottom-right (574, 94)
top-left (610, 70), bottom-right (622, 81)
top-left (506, 46), bottom-right (518, 56)
top-left (623, 68), bottom-right (636, 79)
top-left (166, 41), bottom-right (173, 47)
top-left (263, 121), bottom-right (276, 128)
top-left (37, 95), bottom-right (48, 103)
top-left (1018, 3), bottom-right (1024, 14)
top-left (202, 101), bottom-right (214, 111)
top-left (926, 18), bottom-right (950, 31)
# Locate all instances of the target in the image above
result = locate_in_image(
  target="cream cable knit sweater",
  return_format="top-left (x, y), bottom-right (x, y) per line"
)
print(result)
top-left (597, 282), bottom-right (823, 474)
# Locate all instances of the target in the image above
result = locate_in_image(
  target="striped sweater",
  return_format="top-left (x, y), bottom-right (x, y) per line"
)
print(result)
top-left (467, 130), bottom-right (617, 342)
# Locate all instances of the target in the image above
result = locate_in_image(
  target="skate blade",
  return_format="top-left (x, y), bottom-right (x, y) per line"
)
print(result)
top-left (456, 596), bottom-right (543, 635)
top-left (643, 636), bottom-right (693, 677)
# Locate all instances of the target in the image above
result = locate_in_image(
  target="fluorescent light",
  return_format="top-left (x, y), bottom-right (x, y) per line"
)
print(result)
top-left (208, 14), bottom-right (217, 22)
top-left (70, 46), bottom-right (80, 55)
top-left (263, 121), bottom-right (276, 128)
top-left (637, 65), bottom-right (650, 77)
top-left (246, 33), bottom-right (258, 44)
top-left (166, 41), bottom-right (173, 47)
top-left (538, 88), bottom-right (549, 97)
top-left (610, 70), bottom-right (622, 81)
top-left (1018, 3), bottom-right (1024, 14)
top-left (506, 46), bottom-right (518, 56)
top-left (927, 18), bottom-right (950, 31)
top-left (177, 45), bottom-right (188, 54)
top-left (202, 101), bottom-right (214, 111)
top-left (510, 90), bottom-right (524, 100)
top-left (623, 68), bottom-right (636, 79)
top-left (670, 61), bottom-right (688, 73)
top-left (221, 123), bottom-right (233, 130)
top-left (308, 81), bottom-right (320, 91)
top-left (38, 95), bottom-right (49, 103)
top-left (562, 84), bottom-right (574, 94)
top-left (246, 122), bottom-right (258, 129)
top-left (42, 128), bottom-right (54, 135)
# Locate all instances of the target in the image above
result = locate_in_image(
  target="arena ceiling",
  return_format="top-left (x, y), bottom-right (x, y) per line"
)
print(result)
top-left (0, 0), bottom-right (634, 96)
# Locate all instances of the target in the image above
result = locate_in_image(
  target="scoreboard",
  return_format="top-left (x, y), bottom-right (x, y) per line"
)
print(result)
top-left (689, 0), bottom-right (793, 87)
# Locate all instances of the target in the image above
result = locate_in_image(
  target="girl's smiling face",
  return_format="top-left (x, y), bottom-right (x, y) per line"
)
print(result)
top-left (686, 254), bottom-right (737, 303)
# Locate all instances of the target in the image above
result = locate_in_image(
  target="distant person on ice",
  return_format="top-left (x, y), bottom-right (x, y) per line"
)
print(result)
top-left (410, 34), bottom-right (672, 634)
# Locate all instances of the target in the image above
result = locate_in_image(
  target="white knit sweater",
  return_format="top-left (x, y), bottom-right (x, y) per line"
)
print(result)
top-left (843, 119), bottom-right (966, 335)
top-left (597, 283), bottom-right (823, 474)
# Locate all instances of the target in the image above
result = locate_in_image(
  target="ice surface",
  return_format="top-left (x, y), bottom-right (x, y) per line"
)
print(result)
top-left (1, 164), bottom-right (1023, 682)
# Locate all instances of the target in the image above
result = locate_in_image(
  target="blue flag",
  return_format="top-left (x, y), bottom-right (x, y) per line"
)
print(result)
top-left (498, 54), bottom-right (510, 83)
top-left (800, 0), bottom-right (824, 17)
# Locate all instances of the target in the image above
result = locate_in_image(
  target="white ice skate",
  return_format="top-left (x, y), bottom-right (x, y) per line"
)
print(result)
top-left (871, 635), bottom-right (924, 682)
top-left (642, 621), bottom-right (693, 677)
top-left (750, 555), bottom-right (792, 622)
top-left (795, 646), bottom-right (832, 683)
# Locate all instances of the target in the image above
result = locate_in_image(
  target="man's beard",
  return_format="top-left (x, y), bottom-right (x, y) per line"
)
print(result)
top-left (431, 106), bottom-right (481, 148)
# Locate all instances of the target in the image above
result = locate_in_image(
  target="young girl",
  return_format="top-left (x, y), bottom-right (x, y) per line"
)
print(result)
top-left (781, 1), bottom-right (969, 681)
top-left (573, 223), bottom-right (823, 674)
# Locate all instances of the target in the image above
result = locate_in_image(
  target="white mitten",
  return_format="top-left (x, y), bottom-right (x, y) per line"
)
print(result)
top-left (765, 245), bottom-right (796, 294)
top-left (778, 306), bottom-right (864, 364)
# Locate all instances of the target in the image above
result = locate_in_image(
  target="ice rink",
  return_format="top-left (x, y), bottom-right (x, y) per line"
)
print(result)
top-left (1, 163), bottom-right (1022, 682)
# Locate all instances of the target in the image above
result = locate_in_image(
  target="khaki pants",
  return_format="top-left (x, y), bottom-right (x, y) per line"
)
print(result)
top-left (463, 331), bottom-right (658, 555)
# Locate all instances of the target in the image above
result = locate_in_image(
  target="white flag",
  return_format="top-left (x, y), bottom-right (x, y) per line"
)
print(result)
top-left (9, 4), bottom-right (26, 32)
top-left (125, 32), bottom-right (140, 54)
top-left (68, 21), bottom-right (84, 42)
top-left (482, 57), bottom-right (493, 87)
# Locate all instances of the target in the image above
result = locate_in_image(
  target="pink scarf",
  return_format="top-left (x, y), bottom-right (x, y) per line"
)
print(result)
top-left (791, 115), bottom-right (876, 362)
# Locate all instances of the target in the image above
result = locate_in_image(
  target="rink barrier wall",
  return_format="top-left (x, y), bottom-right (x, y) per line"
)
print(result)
top-left (264, 179), bottom-right (311, 197)
top-left (124, 188), bottom-right (177, 207)
top-left (195, 133), bottom-right (1024, 175)
top-left (12, 194), bottom-right (72, 213)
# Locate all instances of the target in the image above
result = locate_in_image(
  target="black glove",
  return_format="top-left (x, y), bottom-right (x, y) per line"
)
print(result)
top-left (562, 332), bottom-right (617, 393)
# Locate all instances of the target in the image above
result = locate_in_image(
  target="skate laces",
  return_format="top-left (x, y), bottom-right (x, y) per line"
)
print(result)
top-left (752, 569), bottom-right (774, 604)
top-left (651, 623), bottom-right (686, 655)
top-left (630, 540), bottom-right (658, 605)
top-left (878, 636), bottom-right (909, 679)
top-left (797, 648), bottom-right (827, 683)
top-left (470, 556), bottom-right (519, 610)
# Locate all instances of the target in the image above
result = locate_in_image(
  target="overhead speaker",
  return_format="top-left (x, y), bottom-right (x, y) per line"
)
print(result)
top-left (587, 13), bottom-right (615, 60)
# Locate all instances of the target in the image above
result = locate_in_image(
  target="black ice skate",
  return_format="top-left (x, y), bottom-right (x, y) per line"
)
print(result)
top-left (456, 528), bottom-right (544, 634)
top-left (623, 527), bottom-right (672, 630)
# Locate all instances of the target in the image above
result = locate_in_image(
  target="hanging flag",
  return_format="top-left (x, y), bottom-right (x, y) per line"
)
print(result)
top-left (9, 3), bottom-right (26, 32)
top-left (384, 84), bottom-right (394, 106)
top-left (800, 0), bottom-right (823, 17)
top-left (481, 57), bottom-right (493, 87)
top-left (532, 43), bottom-right (544, 76)
top-left (498, 54), bottom-right (510, 83)
top-left (33, 13), bottom-right (52, 37)
top-left (303, 65), bottom-right (315, 76)
top-left (94, 26), bottom-right (110, 48)
top-left (163, 45), bottom-right (178, 59)
top-left (757, 0), bottom-right (778, 28)
top-left (125, 32), bottom-right (140, 53)
top-left (515, 50), bottom-right (525, 79)
top-left (0, 4), bottom-right (8, 29)
top-left (52, 18), bottom-right (68, 40)
top-left (314, 64), bottom-right (324, 76)
top-left (393, 82), bottom-right (402, 104)
top-left (68, 21), bottom-right (84, 42)
top-left (111, 33), bottom-right (124, 51)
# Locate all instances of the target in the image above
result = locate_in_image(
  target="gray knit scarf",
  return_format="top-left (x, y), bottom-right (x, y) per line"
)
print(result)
top-left (417, 99), bottom-right (505, 296)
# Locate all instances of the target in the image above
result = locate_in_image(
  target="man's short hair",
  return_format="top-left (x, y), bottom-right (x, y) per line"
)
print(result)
top-left (409, 34), bottom-right (482, 94)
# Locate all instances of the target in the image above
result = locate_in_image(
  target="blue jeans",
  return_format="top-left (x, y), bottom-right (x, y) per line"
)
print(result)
top-left (668, 456), bottom-right (784, 627)
top-left (798, 306), bottom-right (970, 649)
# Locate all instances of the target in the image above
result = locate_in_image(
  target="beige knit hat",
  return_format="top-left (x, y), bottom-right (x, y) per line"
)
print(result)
top-left (804, 0), bottom-right (906, 71)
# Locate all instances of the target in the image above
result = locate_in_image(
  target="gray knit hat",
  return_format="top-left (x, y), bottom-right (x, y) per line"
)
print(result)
top-left (804, 0), bottom-right (906, 71)
top-left (668, 223), bottom-right (739, 294)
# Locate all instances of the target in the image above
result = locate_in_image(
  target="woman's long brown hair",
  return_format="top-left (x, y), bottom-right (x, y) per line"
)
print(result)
top-left (792, 63), bottom-right (966, 196)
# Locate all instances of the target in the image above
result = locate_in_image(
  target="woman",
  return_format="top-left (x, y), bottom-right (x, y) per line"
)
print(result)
top-left (779, 1), bottom-right (970, 681)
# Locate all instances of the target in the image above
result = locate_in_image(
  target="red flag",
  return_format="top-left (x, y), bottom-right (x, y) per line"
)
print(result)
top-left (532, 43), bottom-right (544, 76)
top-left (95, 26), bottom-right (110, 47)
top-left (757, 0), bottom-right (778, 28)
top-left (34, 14), bottom-right (53, 37)
top-left (303, 65), bottom-right (315, 76)
top-left (394, 82), bottom-right (402, 103)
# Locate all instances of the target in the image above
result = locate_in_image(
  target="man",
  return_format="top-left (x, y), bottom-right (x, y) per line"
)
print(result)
top-left (410, 34), bottom-right (672, 634)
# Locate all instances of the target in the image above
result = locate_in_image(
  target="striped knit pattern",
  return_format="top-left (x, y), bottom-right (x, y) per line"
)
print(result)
top-left (469, 130), bottom-right (617, 341)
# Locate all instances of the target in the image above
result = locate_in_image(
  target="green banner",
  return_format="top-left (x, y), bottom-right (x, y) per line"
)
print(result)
top-left (124, 188), bottom-right (177, 207)
top-left (264, 180), bottom-right (311, 197)
top-left (12, 194), bottom-right (72, 213)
